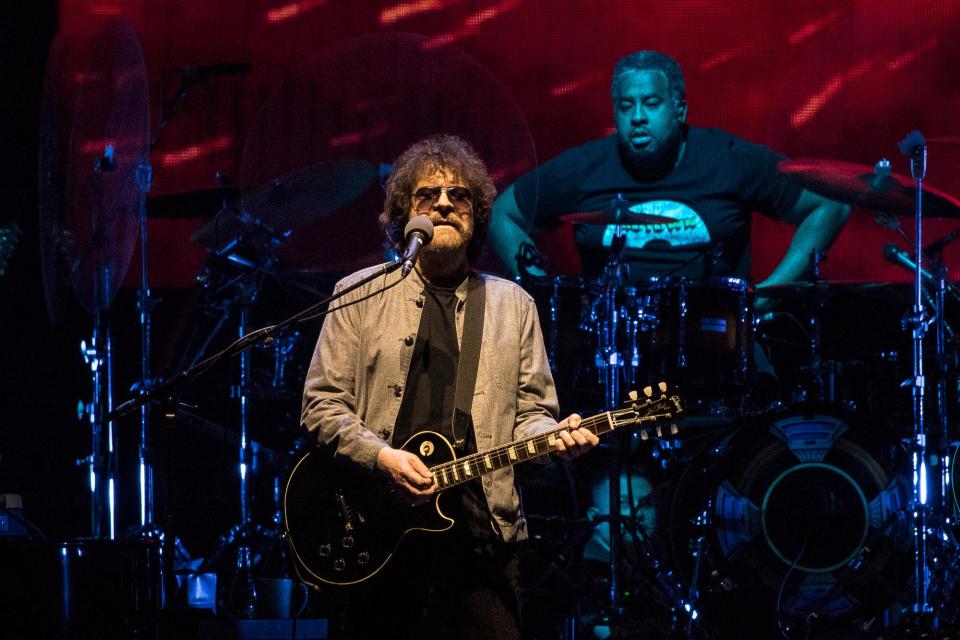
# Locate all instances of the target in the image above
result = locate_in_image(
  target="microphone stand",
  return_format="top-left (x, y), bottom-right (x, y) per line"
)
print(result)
top-left (901, 132), bottom-right (933, 626)
top-left (106, 257), bottom-right (407, 616)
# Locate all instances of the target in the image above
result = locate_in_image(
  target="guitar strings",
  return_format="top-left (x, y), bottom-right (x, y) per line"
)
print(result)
top-left (429, 396), bottom-right (680, 489)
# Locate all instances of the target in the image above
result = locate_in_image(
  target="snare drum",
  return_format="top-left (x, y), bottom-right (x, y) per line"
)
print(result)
top-left (640, 277), bottom-right (753, 393)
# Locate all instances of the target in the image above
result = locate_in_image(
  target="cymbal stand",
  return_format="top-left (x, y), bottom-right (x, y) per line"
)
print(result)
top-left (134, 158), bottom-right (159, 533)
top-left (806, 252), bottom-right (827, 402)
top-left (80, 267), bottom-right (117, 539)
top-left (588, 195), bottom-right (644, 625)
top-left (124, 67), bottom-right (207, 550)
top-left (231, 287), bottom-right (258, 618)
top-left (925, 241), bottom-right (960, 620)
top-left (209, 233), bottom-right (282, 618)
top-left (80, 152), bottom-right (119, 540)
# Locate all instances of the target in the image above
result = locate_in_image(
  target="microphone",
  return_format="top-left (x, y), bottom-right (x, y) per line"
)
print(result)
top-left (756, 311), bottom-right (787, 325)
top-left (923, 228), bottom-right (960, 259)
top-left (898, 130), bottom-right (926, 158)
top-left (401, 216), bottom-right (434, 277)
top-left (176, 63), bottom-right (252, 79)
top-left (882, 243), bottom-right (935, 282)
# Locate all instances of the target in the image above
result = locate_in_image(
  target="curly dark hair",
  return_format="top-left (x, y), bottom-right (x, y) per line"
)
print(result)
top-left (611, 50), bottom-right (687, 111)
top-left (380, 134), bottom-right (497, 264)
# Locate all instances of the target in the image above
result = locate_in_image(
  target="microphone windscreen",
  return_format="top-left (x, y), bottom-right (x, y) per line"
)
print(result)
top-left (404, 215), bottom-right (435, 242)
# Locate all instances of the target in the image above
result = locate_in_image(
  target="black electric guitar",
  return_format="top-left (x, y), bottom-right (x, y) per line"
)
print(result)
top-left (284, 383), bottom-right (683, 587)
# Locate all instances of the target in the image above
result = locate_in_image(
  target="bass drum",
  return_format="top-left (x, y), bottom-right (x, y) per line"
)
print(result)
top-left (658, 407), bottom-right (912, 638)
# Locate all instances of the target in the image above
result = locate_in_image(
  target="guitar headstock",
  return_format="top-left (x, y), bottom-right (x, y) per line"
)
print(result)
top-left (615, 381), bottom-right (684, 440)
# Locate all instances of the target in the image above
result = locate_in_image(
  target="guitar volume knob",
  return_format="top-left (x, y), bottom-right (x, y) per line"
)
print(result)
top-left (334, 559), bottom-right (346, 572)
top-left (357, 552), bottom-right (369, 565)
top-left (319, 544), bottom-right (332, 557)
top-left (342, 536), bottom-right (354, 549)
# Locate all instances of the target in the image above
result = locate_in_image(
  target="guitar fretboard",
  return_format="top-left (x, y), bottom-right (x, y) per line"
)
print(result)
top-left (429, 395), bottom-right (680, 491)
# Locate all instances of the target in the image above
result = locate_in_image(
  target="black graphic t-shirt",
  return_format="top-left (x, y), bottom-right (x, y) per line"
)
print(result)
top-left (513, 127), bottom-right (802, 280)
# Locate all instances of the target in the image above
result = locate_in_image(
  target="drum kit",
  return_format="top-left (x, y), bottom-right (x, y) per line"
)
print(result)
top-left (517, 151), bottom-right (960, 637)
top-left (33, 18), bottom-right (960, 636)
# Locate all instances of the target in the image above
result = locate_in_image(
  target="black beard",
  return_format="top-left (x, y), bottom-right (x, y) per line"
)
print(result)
top-left (620, 124), bottom-right (685, 181)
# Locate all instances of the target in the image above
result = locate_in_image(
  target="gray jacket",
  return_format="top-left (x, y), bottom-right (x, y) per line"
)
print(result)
top-left (301, 264), bottom-right (560, 541)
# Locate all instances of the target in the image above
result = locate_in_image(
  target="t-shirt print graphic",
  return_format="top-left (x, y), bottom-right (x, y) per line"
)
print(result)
top-left (601, 200), bottom-right (711, 249)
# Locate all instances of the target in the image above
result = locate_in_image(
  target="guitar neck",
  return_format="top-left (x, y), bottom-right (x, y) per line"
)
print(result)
top-left (430, 396), bottom-right (680, 491)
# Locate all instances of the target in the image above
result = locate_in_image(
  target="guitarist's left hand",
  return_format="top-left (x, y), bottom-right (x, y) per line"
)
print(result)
top-left (553, 414), bottom-right (599, 461)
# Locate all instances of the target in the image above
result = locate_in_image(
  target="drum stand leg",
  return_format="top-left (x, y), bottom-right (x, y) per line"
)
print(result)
top-left (684, 529), bottom-right (706, 638)
top-left (80, 292), bottom-right (118, 540)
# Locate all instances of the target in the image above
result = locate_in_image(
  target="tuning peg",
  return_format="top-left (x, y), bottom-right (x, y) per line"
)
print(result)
top-left (639, 430), bottom-right (650, 441)
top-left (643, 386), bottom-right (653, 398)
top-left (628, 390), bottom-right (638, 401)
top-left (658, 381), bottom-right (667, 393)
top-left (670, 424), bottom-right (679, 435)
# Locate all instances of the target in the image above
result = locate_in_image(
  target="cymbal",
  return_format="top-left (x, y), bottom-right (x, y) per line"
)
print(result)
top-left (756, 280), bottom-right (914, 303)
top-left (191, 158), bottom-right (376, 250)
top-left (559, 211), bottom-right (676, 225)
top-left (39, 18), bottom-right (149, 318)
top-left (779, 158), bottom-right (960, 218)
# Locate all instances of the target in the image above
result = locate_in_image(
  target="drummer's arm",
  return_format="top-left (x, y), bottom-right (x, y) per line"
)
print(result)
top-left (490, 184), bottom-right (546, 278)
top-left (756, 189), bottom-right (850, 296)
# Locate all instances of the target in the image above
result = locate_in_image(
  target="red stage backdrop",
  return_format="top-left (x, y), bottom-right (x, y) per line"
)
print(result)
top-left (57, 0), bottom-right (960, 285)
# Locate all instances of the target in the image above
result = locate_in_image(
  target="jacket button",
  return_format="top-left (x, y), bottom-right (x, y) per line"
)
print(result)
top-left (404, 335), bottom-right (414, 346)
top-left (415, 298), bottom-right (424, 308)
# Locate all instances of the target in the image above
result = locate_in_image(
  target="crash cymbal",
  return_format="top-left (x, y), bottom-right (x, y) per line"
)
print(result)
top-left (39, 17), bottom-right (149, 318)
top-left (559, 211), bottom-right (676, 225)
top-left (756, 280), bottom-right (914, 303)
top-left (779, 158), bottom-right (960, 218)
top-left (191, 158), bottom-right (376, 251)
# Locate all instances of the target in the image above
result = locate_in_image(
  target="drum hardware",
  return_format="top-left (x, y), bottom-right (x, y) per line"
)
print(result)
top-left (190, 159), bottom-right (377, 255)
top-left (515, 240), bottom-right (549, 277)
top-left (39, 19), bottom-right (151, 541)
top-left (778, 157), bottom-right (960, 219)
top-left (106, 170), bottom-right (386, 620)
top-left (129, 37), bottom-right (226, 543)
top-left (778, 139), bottom-right (960, 633)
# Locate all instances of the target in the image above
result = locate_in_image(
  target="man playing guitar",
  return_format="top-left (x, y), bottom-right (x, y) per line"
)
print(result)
top-left (300, 134), bottom-right (598, 639)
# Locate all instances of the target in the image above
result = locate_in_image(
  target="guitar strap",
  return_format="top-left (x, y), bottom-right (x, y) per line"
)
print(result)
top-left (451, 273), bottom-right (485, 451)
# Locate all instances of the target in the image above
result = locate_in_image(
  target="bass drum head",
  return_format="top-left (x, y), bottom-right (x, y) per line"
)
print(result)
top-left (658, 406), bottom-right (912, 637)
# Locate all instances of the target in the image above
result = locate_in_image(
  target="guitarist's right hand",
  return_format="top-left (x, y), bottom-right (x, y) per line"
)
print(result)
top-left (376, 447), bottom-right (437, 504)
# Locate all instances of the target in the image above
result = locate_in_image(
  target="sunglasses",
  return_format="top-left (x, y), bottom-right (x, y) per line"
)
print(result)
top-left (413, 186), bottom-right (473, 213)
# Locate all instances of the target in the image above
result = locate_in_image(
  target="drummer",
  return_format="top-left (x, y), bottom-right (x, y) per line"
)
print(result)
top-left (489, 50), bottom-right (850, 293)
